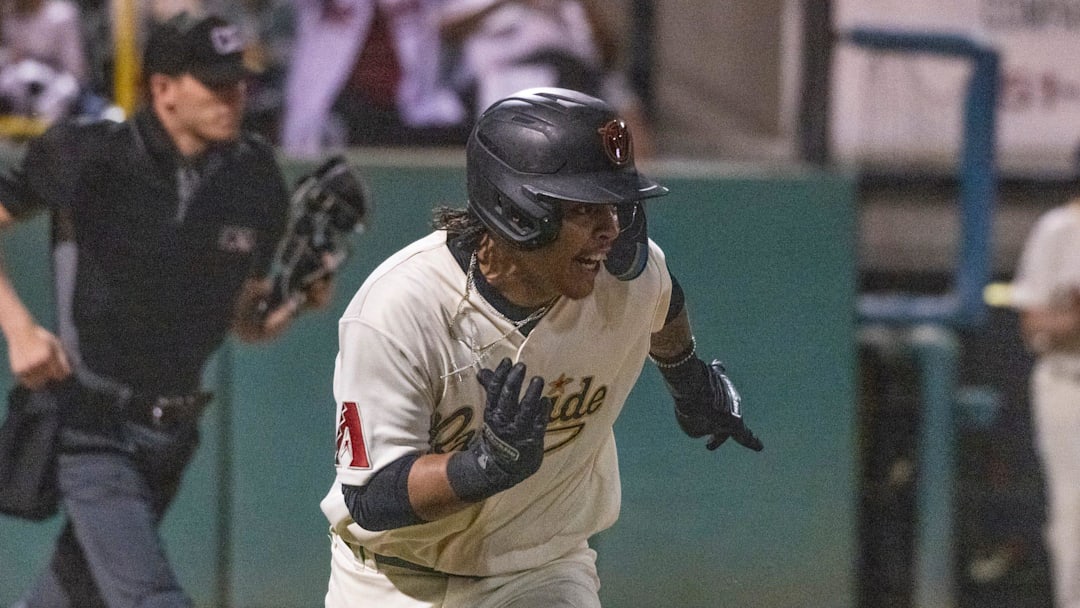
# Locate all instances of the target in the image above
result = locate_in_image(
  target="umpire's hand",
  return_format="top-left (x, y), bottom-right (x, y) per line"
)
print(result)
top-left (7, 323), bottom-right (71, 390)
top-left (232, 274), bottom-right (334, 343)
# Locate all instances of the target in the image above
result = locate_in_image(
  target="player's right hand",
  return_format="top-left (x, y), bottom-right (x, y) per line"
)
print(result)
top-left (8, 324), bottom-right (71, 390)
top-left (446, 358), bottom-right (553, 502)
top-left (476, 358), bottom-right (552, 478)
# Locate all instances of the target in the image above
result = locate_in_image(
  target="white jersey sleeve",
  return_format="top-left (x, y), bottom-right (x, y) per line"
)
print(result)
top-left (1012, 204), bottom-right (1080, 310)
top-left (329, 233), bottom-right (453, 487)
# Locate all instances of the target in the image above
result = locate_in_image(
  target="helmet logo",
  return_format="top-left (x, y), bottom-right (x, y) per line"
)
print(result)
top-left (598, 119), bottom-right (633, 166)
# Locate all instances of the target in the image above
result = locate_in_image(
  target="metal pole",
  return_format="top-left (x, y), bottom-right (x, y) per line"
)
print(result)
top-left (215, 343), bottom-right (235, 608)
top-left (629, 0), bottom-right (657, 118)
top-left (910, 324), bottom-right (959, 608)
top-left (798, 0), bottom-right (833, 165)
top-left (111, 0), bottom-right (140, 115)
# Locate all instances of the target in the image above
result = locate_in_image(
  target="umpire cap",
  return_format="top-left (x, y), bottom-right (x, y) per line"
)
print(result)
top-left (466, 87), bottom-right (667, 250)
top-left (143, 12), bottom-right (253, 86)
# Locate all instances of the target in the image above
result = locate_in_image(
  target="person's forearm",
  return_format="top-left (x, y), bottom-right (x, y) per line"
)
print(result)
top-left (351, 439), bottom-right (534, 529)
top-left (0, 261), bottom-right (36, 343)
top-left (0, 208), bottom-right (72, 387)
top-left (231, 277), bottom-right (295, 342)
top-left (1022, 308), bottom-right (1080, 353)
top-left (650, 307), bottom-right (693, 360)
top-left (408, 452), bottom-right (471, 521)
top-left (344, 452), bottom-right (471, 531)
top-left (0, 207), bottom-right (38, 344)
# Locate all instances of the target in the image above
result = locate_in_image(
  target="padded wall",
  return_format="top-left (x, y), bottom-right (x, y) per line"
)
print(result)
top-left (0, 155), bottom-right (855, 608)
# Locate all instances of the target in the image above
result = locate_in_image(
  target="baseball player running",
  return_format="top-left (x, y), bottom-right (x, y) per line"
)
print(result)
top-left (321, 87), bottom-right (763, 607)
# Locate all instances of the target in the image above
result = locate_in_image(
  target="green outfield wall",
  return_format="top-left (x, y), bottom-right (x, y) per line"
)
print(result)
top-left (0, 151), bottom-right (856, 608)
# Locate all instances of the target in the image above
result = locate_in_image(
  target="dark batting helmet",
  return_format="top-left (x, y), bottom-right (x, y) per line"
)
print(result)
top-left (466, 87), bottom-right (668, 250)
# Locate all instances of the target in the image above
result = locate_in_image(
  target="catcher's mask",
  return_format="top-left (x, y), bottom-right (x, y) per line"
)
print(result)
top-left (466, 87), bottom-right (668, 252)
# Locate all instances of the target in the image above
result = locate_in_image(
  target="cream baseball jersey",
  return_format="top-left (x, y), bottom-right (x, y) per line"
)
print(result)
top-left (320, 230), bottom-right (672, 576)
top-left (1012, 202), bottom-right (1080, 373)
top-left (1012, 203), bottom-right (1080, 311)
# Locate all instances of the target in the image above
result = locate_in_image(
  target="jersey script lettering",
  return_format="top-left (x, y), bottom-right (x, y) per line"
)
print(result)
top-left (428, 375), bottom-right (609, 456)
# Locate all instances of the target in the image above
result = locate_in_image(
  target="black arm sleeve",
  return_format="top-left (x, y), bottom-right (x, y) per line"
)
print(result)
top-left (665, 271), bottom-right (685, 325)
top-left (656, 270), bottom-right (710, 436)
top-left (341, 452), bottom-right (425, 531)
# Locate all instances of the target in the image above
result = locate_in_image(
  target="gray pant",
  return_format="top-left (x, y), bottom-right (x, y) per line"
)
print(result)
top-left (18, 409), bottom-right (200, 608)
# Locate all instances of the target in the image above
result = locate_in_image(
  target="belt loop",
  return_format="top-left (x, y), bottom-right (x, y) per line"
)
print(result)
top-left (344, 537), bottom-right (379, 571)
top-left (363, 547), bottom-right (378, 571)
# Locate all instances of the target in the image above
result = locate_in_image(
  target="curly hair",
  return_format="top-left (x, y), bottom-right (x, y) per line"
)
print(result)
top-left (431, 205), bottom-right (487, 250)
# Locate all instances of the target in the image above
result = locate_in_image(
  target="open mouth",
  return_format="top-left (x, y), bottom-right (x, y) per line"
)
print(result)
top-left (575, 253), bottom-right (607, 272)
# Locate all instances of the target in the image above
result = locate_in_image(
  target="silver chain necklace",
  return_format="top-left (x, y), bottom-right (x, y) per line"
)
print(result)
top-left (443, 252), bottom-right (555, 378)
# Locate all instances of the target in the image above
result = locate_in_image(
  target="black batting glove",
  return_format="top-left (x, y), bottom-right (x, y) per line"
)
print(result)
top-left (659, 357), bottom-right (764, 452)
top-left (447, 358), bottom-right (553, 502)
top-left (698, 360), bottom-right (764, 451)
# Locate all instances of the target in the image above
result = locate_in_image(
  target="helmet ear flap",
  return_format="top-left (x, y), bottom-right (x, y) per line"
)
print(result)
top-left (605, 202), bottom-right (648, 280)
top-left (469, 175), bottom-right (560, 249)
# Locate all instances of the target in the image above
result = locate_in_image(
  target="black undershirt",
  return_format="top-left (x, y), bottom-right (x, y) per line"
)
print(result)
top-left (445, 233), bottom-right (685, 330)
top-left (446, 234), bottom-right (549, 335)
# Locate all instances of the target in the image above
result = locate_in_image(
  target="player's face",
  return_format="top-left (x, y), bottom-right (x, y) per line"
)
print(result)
top-left (154, 73), bottom-right (247, 154)
top-left (511, 202), bottom-right (621, 303)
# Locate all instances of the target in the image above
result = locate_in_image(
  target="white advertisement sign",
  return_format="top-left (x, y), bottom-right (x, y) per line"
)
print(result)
top-left (832, 0), bottom-right (1080, 177)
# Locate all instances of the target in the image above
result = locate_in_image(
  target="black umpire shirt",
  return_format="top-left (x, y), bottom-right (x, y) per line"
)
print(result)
top-left (0, 108), bottom-right (289, 394)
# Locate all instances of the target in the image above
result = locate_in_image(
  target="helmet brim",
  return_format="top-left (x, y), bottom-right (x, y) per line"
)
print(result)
top-left (520, 168), bottom-right (669, 205)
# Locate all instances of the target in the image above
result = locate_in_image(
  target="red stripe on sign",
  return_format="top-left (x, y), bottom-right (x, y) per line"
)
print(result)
top-left (336, 401), bottom-right (371, 468)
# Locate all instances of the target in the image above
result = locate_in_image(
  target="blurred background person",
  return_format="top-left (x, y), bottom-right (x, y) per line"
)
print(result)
top-left (1010, 184), bottom-right (1080, 608)
top-left (0, 0), bottom-right (88, 124)
top-left (438, 0), bottom-right (652, 156)
top-left (0, 12), bottom-right (333, 606)
top-left (279, 0), bottom-right (465, 157)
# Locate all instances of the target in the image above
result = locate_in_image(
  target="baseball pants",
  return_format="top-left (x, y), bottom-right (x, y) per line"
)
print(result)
top-left (1032, 360), bottom-right (1080, 608)
top-left (17, 417), bottom-right (200, 608)
top-left (325, 531), bottom-right (601, 608)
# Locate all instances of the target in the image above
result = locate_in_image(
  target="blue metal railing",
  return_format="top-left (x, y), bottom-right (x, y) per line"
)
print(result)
top-left (859, 324), bottom-right (963, 608)
top-left (846, 28), bottom-right (1003, 608)
top-left (846, 28), bottom-right (1000, 329)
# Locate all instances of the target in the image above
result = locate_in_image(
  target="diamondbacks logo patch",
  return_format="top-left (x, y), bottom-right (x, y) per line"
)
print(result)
top-left (598, 119), bottom-right (633, 166)
top-left (336, 401), bottom-right (371, 469)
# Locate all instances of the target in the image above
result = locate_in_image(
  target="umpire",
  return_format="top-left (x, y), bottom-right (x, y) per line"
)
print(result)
top-left (0, 12), bottom-right (330, 607)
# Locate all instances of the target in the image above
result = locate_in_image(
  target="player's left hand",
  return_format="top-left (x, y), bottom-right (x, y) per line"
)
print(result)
top-left (674, 360), bottom-right (763, 452)
top-left (701, 361), bottom-right (763, 451)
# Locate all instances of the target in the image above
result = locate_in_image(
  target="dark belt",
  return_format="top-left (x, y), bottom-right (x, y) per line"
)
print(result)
top-left (123, 392), bottom-right (214, 428)
top-left (374, 553), bottom-right (440, 574)
top-left (72, 369), bottom-right (213, 429)
top-left (353, 543), bottom-right (440, 574)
